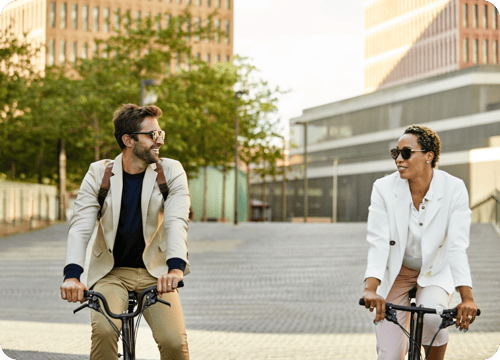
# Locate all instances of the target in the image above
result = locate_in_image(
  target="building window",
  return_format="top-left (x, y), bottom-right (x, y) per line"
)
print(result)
top-left (206, 19), bottom-right (211, 42)
top-left (463, 4), bottom-right (468, 28)
top-left (187, 0), bottom-right (191, 4)
top-left (93, 6), bottom-right (99, 32)
top-left (216, 54), bottom-right (221, 62)
top-left (196, 0), bottom-right (201, 5)
top-left (484, 5), bottom-right (488, 28)
top-left (196, 52), bottom-right (201, 60)
top-left (82, 5), bottom-right (89, 31)
top-left (71, 41), bottom-right (77, 63)
top-left (215, 19), bottom-right (220, 43)
top-left (225, 55), bottom-right (229, 62)
top-left (207, 0), bottom-right (211, 7)
top-left (93, 42), bottom-right (98, 57)
top-left (165, 14), bottom-right (171, 27)
top-left (483, 39), bottom-right (488, 63)
top-left (136, 10), bottom-right (141, 25)
top-left (225, 0), bottom-right (230, 10)
top-left (60, 3), bottom-right (67, 29)
top-left (225, 19), bottom-right (230, 44)
top-left (50, 2), bottom-right (56, 28)
top-left (82, 42), bottom-right (88, 59)
top-left (464, 38), bottom-right (469, 62)
top-left (104, 8), bottom-right (110, 33)
top-left (216, 0), bottom-right (220, 8)
top-left (494, 40), bottom-right (499, 64)
top-left (473, 38), bottom-right (478, 63)
top-left (48, 39), bottom-right (55, 65)
top-left (185, 55), bottom-right (190, 70)
top-left (71, 4), bottom-right (77, 29)
top-left (176, 53), bottom-right (181, 71)
top-left (177, 0), bottom-right (182, 4)
top-left (494, 7), bottom-right (498, 29)
top-left (195, 17), bottom-right (201, 41)
top-left (206, 53), bottom-right (211, 64)
top-left (103, 45), bottom-right (108, 58)
top-left (473, 4), bottom-right (478, 28)
top-left (60, 40), bottom-right (66, 64)
top-left (115, 10), bottom-right (121, 32)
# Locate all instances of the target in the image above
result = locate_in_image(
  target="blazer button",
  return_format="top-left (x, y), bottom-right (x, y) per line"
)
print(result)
top-left (390, 241), bottom-right (396, 246)
top-left (419, 223), bottom-right (423, 226)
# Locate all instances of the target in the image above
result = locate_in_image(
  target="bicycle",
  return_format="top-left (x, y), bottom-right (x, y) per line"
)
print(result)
top-left (359, 290), bottom-right (481, 360)
top-left (73, 285), bottom-right (170, 360)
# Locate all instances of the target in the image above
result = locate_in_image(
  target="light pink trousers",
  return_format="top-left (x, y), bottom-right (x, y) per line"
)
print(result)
top-left (375, 265), bottom-right (453, 360)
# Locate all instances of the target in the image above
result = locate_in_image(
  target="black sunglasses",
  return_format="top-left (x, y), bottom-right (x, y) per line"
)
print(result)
top-left (130, 130), bottom-right (165, 142)
top-left (390, 147), bottom-right (426, 160)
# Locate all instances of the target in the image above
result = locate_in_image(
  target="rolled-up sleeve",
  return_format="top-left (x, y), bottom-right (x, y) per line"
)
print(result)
top-left (163, 160), bottom-right (190, 274)
top-left (364, 181), bottom-right (391, 283)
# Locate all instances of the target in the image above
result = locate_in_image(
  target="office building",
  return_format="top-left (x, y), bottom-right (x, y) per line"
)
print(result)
top-left (252, 65), bottom-right (500, 222)
top-left (365, 0), bottom-right (500, 92)
top-left (0, 0), bottom-right (233, 69)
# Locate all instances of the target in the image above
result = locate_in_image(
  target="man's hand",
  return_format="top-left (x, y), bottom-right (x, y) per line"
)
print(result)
top-left (60, 278), bottom-right (87, 303)
top-left (157, 269), bottom-right (184, 297)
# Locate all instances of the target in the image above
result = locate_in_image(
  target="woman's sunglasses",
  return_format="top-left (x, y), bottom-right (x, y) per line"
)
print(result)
top-left (130, 130), bottom-right (165, 142)
top-left (390, 147), bottom-right (426, 160)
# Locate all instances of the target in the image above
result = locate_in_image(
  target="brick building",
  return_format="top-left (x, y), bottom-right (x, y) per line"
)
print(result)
top-left (0, 0), bottom-right (233, 70)
top-left (364, 0), bottom-right (500, 92)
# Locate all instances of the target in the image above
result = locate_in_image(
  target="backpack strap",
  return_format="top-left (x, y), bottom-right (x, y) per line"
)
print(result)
top-left (97, 161), bottom-right (114, 221)
top-left (155, 160), bottom-right (169, 201)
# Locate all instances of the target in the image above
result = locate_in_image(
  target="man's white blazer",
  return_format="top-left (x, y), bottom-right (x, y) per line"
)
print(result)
top-left (364, 169), bottom-right (472, 299)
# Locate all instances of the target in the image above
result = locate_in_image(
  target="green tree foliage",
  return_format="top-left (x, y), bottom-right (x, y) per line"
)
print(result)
top-left (1, 10), bottom-right (285, 194)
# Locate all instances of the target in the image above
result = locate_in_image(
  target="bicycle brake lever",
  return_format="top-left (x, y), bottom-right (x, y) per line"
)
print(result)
top-left (385, 308), bottom-right (398, 324)
top-left (156, 298), bottom-right (171, 307)
top-left (440, 313), bottom-right (455, 329)
top-left (73, 303), bottom-right (90, 314)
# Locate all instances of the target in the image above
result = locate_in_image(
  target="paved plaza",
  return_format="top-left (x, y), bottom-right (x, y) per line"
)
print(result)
top-left (0, 221), bottom-right (499, 359)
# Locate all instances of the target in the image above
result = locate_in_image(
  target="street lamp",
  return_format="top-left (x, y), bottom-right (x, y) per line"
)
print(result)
top-left (140, 79), bottom-right (159, 106)
top-left (296, 121), bottom-right (308, 222)
top-left (234, 90), bottom-right (248, 225)
top-left (276, 134), bottom-right (287, 222)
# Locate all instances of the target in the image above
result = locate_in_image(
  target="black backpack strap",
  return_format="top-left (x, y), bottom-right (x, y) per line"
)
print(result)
top-left (97, 161), bottom-right (114, 220)
top-left (155, 161), bottom-right (169, 201)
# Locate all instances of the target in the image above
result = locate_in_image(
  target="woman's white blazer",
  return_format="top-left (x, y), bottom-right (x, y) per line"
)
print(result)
top-left (364, 169), bottom-right (473, 299)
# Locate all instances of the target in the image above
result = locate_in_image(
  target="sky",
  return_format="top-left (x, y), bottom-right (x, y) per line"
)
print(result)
top-left (234, 0), bottom-right (365, 136)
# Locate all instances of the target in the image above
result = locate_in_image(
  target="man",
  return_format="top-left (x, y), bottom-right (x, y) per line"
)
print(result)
top-left (60, 103), bottom-right (190, 359)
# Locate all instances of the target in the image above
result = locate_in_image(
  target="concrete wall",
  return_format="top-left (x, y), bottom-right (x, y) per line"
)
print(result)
top-left (0, 180), bottom-right (57, 228)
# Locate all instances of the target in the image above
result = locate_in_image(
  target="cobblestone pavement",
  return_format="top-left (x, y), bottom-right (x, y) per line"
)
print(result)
top-left (0, 222), bottom-right (499, 359)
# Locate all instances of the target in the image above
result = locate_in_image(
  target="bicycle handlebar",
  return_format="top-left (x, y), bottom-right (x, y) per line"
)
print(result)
top-left (74, 285), bottom-right (170, 319)
top-left (359, 298), bottom-right (481, 317)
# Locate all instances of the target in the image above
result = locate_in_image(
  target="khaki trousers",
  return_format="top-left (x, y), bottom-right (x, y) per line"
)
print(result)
top-left (375, 265), bottom-right (453, 360)
top-left (90, 267), bottom-right (189, 360)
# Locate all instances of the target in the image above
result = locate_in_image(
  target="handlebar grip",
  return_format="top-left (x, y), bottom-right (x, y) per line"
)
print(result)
top-left (476, 309), bottom-right (481, 316)
top-left (178, 280), bottom-right (184, 288)
top-left (83, 290), bottom-right (91, 298)
top-left (359, 298), bottom-right (365, 306)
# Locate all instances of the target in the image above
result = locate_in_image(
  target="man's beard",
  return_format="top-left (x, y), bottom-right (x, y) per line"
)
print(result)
top-left (133, 144), bottom-right (158, 164)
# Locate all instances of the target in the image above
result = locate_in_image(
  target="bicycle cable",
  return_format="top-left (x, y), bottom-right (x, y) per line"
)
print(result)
top-left (96, 307), bottom-right (133, 357)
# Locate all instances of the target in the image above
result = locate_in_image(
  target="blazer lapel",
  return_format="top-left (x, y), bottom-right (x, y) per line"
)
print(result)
top-left (393, 176), bottom-right (411, 260)
top-left (110, 153), bottom-right (124, 249)
top-left (421, 170), bottom-right (443, 233)
top-left (141, 162), bottom-right (158, 240)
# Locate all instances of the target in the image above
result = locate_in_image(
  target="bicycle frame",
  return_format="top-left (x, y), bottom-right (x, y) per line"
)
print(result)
top-left (74, 285), bottom-right (170, 360)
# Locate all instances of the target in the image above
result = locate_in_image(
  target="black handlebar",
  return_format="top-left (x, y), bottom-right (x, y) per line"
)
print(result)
top-left (74, 285), bottom-right (170, 318)
top-left (359, 298), bottom-right (481, 317)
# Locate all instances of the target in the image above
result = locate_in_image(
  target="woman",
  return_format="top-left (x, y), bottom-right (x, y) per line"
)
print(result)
top-left (362, 125), bottom-right (478, 360)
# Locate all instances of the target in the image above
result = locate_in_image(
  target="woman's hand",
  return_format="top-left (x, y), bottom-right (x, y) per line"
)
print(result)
top-left (455, 286), bottom-right (478, 331)
top-left (363, 277), bottom-right (386, 323)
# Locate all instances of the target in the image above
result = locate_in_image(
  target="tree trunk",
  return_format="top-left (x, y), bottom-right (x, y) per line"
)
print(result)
top-left (221, 166), bottom-right (227, 221)
top-left (58, 139), bottom-right (66, 221)
top-left (203, 165), bottom-right (208, 222)
top-left (10, 161), bottom-right (15, 179)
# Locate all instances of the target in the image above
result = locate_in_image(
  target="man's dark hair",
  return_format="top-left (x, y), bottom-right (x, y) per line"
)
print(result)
top-left (404, 124), bottom-right (441, 168)
top-left (112, 104), bottom-right (163, 150)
